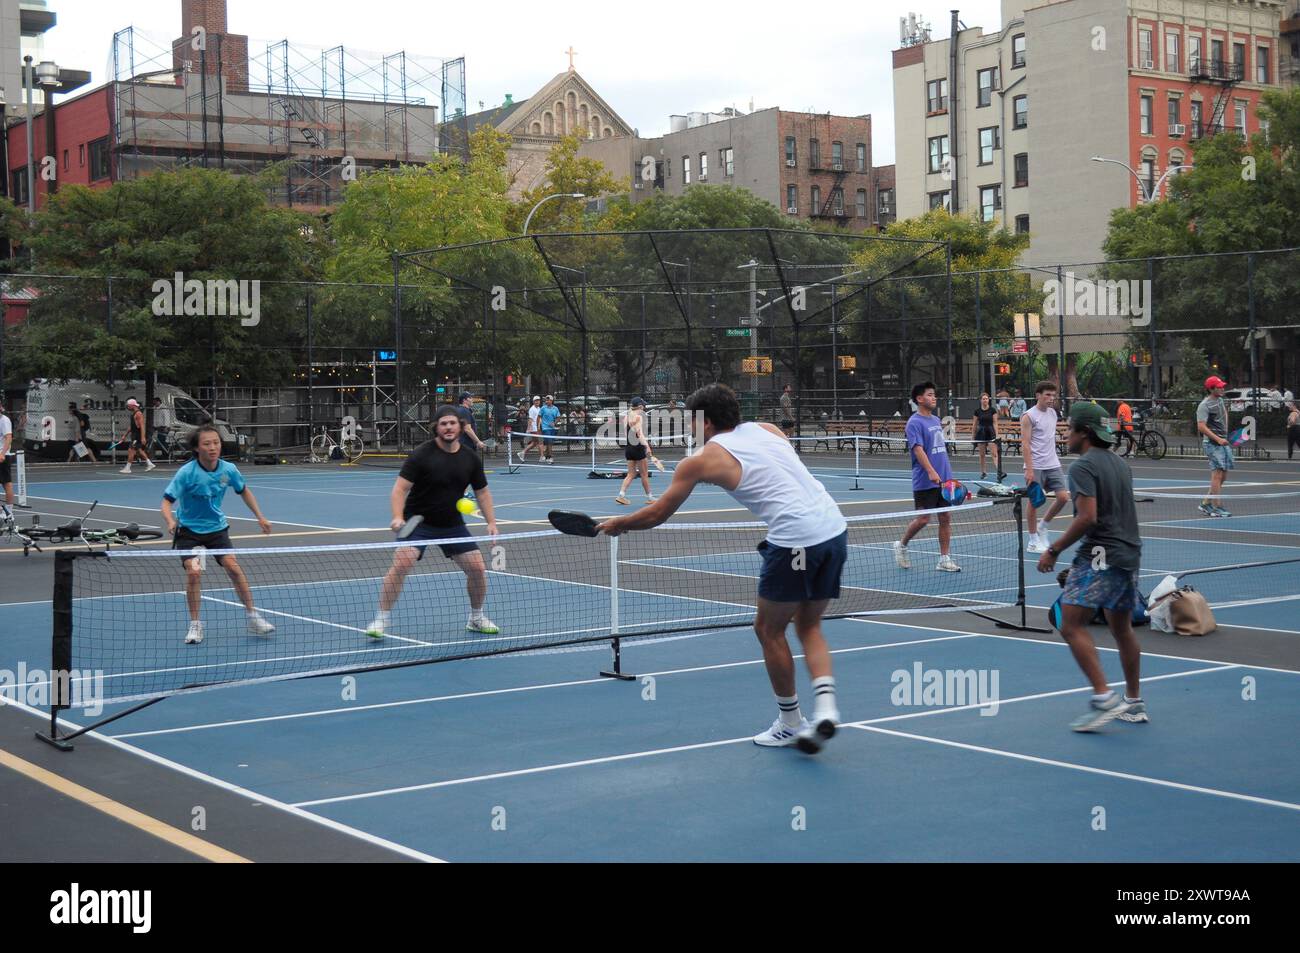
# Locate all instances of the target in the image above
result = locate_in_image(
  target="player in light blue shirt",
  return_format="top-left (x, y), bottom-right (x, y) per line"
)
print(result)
top-left (161, 425), bottom-right (275, 645)
top-left (539, 394), bottom-right (562, 463)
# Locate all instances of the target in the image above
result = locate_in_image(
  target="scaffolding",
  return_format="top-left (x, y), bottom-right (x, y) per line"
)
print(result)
top-left (109, 26), bottom-right (467, 207)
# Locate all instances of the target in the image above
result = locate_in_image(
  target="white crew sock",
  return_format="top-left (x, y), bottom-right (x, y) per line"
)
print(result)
top-left (776, 694), bottom-right (802, 728)
top-left (811, 676), bottom-right (837, 720)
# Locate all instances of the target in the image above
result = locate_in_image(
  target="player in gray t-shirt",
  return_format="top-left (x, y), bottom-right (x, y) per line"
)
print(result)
top-left (1196, 376), bottom-right (1233, 517)
top-left (1036, 402), bottom-right (1145, 732)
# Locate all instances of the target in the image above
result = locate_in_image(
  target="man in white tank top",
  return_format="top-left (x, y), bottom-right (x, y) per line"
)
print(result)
top-left (598, 384), bottom-right (847, 754)
top-left (1021, 380), bottom-right (1070, 553)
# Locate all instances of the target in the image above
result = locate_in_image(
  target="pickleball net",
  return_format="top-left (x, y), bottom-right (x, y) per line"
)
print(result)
top-left (1133, 488), bottom-right (1300, 607)
top-left (47, 500), bottom-right (1022, 713)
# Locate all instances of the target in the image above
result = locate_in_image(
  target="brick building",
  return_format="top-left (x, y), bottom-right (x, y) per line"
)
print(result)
top-left (581, 107), bottom-right (894, 232)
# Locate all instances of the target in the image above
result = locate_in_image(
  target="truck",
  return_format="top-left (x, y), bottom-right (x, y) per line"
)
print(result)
top-left (21, 379), bottom-right (239, 460)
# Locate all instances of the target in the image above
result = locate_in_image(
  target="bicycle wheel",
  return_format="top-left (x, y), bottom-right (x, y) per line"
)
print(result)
top-left (1113, 433), bottom-right (1134, 457)
top-left (309, 434), bottom-right (330, 463)
top-left (1141, 430), bottom-right (1167, 460)
top-left (342, 435), bottom-right (365, 463)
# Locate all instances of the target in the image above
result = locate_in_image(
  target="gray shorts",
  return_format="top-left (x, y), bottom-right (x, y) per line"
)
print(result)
top-left (1032, 466), bottom-right (1068, 494)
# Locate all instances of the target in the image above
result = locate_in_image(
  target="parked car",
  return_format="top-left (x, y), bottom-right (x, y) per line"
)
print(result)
top-left (1223, 388), bottom-right (1285, 412)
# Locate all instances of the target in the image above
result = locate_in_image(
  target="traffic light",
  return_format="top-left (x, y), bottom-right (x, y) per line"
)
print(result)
top-left (995, 362), bottom-right (1011, 375)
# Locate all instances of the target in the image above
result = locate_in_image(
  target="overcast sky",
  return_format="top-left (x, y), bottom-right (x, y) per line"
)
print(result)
top-left (51, 0), bottom-right (1008, 166)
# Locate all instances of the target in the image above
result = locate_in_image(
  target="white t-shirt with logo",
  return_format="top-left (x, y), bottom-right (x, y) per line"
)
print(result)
top-left (527, 405), bottom-right (541, 433)
top-left (0, 413), bottom-right (12, 456)
top-left (1023, 405), bottom-right (1060, 470)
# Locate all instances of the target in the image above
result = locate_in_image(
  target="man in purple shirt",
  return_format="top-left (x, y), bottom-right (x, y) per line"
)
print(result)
top-left (893, 381), bottom-right (961, 572)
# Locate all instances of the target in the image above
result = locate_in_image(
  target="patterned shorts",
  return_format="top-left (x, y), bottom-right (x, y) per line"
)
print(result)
top-left (1061, 557), bottom-right (1141, 613)
top-left (1203, 439), bottom-right (1235, 471)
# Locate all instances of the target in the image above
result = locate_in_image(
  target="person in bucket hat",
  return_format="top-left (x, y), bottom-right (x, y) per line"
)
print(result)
top-left (1036, 401), bottom-right (1146, 732)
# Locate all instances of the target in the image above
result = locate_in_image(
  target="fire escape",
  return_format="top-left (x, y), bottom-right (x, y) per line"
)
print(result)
top-left (806, 114), bottom-right (849, 222)
top-left (1188, 52), bottom-right (1244, 140)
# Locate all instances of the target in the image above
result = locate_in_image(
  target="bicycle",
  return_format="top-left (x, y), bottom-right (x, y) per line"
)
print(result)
top-left (1113, 419), bottom-right (1168, 460)
top-left (17, 501), bottom-right (165, 555)
top-left (309, 424), bottom-right (365, 463)
top-left (1, 508), bottom-right (39, 555)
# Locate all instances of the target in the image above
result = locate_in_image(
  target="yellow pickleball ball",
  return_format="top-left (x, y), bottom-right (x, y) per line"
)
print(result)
top-left (456, 497), bottom-right (477, 515)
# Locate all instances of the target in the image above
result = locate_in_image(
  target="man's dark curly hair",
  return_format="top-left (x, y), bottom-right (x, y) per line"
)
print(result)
top-left (685, 383), bottom-right (741, 431)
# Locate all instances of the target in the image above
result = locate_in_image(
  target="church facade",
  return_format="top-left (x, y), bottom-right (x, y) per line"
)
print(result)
top-left (459, 68), bottom-right (636, 199)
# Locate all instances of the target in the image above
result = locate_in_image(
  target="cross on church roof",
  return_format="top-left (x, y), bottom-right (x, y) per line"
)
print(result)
top-left (566, 46), bottom-right (577, 71)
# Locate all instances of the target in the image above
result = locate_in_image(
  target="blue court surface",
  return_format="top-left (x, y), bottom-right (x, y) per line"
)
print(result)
top-left (3, 458), bottom-right (1299, 862)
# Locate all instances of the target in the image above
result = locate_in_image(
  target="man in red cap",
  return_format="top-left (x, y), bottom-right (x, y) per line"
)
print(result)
top-left (1196, 376), bottom-right (1233, 517)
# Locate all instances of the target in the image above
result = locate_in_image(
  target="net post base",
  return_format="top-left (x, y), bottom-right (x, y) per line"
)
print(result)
top-left (599, 636), bottom-right (637, 681)
top-left (966, 609), bottom-right (1053, 635)
top-left (35, 708), bottom-right (75, 751)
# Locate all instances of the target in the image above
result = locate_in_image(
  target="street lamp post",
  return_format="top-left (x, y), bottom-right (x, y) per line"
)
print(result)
top-left (24, 55), bottom-right (34, 213)
top-left (1090, 155), bottom-right (1189, 203)
top-left (522, 192), bottom-right (586, 235)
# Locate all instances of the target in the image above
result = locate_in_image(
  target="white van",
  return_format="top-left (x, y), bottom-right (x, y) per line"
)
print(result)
top-left (22, 379), bottom-right (239, 460)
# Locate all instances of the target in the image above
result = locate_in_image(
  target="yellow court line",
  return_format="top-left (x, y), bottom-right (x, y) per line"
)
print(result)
top-left (0, 747), bottom-right (251, 863)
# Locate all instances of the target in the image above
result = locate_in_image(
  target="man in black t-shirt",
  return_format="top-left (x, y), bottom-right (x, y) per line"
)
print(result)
top-left (453, 392), bottom-right (487, 454)
top-left (367, 406), bottom-right (500, 639)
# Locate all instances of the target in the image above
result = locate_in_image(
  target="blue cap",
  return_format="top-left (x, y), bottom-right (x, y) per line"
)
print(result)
top-left (630, 397), bottom-right (646, 407)
top-left (459, 392), bottom-right (473, 402)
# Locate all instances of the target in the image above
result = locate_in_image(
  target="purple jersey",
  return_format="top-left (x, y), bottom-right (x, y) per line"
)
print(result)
top-left (906, 413), bottom-right (952, 491)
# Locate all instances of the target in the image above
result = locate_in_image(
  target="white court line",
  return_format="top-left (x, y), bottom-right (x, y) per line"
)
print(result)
top-left (849, 723), bottom-right (1300, 813)
top-left (851, 617), bottom-right (1300, 674)
top-left (288, 664), bottom-right (1238, 808)
top-left (0, 696), bottom-right (444, 862)
top-left (28, 496), bottom-right (340, 530)
top-left (108, 634), bottom-right (978, 739)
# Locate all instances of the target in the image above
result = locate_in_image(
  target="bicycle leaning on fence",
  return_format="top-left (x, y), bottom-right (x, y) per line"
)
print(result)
top-left (309, 424), bottom-right (365, 463)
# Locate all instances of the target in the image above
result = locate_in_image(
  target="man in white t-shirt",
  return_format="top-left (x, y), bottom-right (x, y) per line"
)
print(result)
top-left (598, 383), bottom-right (847, 755)
top-left (1021, 381), bottom-right (1069, 553)
top-left (0, 401), bottom-right (15, 521)
top-left (518, 395), bottom-right (543, 463)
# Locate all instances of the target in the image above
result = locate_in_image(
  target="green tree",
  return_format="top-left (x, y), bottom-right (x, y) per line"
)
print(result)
top-left (3, 168), bottom-right (318, 394)
top-left (847, 209), bottom-right (1032, 399)
top-left (1102, 87), bottom-right (1300, 391)
top-left (508, 132), bottom-right (626, 234)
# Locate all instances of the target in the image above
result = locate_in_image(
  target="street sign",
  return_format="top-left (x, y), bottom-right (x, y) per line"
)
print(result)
top-left (1012, 340), bottom-right (1029, 354)
top-left (984, 349), bottom-right (1003, 359)
top-left (725, 328), bottom-right (752, 338)
top-left (739, 316), bottom-right (763, 327)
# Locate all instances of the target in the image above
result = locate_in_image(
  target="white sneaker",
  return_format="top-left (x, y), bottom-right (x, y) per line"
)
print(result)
top-left (936, 554), bottom-right (961, 572)
top-left (184, 621), bottom-right (204, 644)
top-left (365, 611), bottom-right (390, 640)
top-left (119, 466), bottom-right (132, 474)
top-left (645, 495), bottom-right (656, 503)
top-left (1026, 533), bottom-right (1048, 554)
top-left (615, 495), bottom-right (629, 505)
top-left (145, 460), bottom-right (157, 471)
top-left (796, 708), bottom-right (840, 754)
top-left (466, 615), bottom-right (500, 635)
top-left (893, 541), bottom-right (911, 569)
top-left (246, 611), bottom-right (275, 636)
top-left (754, 716), bottom-right (812, 748)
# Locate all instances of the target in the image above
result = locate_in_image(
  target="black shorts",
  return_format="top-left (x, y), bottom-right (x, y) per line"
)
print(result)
top-left (913, 487), bottom-right (951, 511)
top-left (780, 419), bottom-right (795, 430)
top-left (174, 525), bottom-right (234, 566)
top-left (624, 443), bottom-right (647, 462)
top-left (0, 458), bottom-right (10, 484)
top-left (973, 428), bottom-right (997, 444)
top-left (405, 521), bottom-right (478, 561)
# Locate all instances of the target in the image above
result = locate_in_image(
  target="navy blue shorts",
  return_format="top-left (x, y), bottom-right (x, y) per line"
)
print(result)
top-left (404, 521), bottom-right (479, 560)
top-left (756, 530), bottom-right (847, 602)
